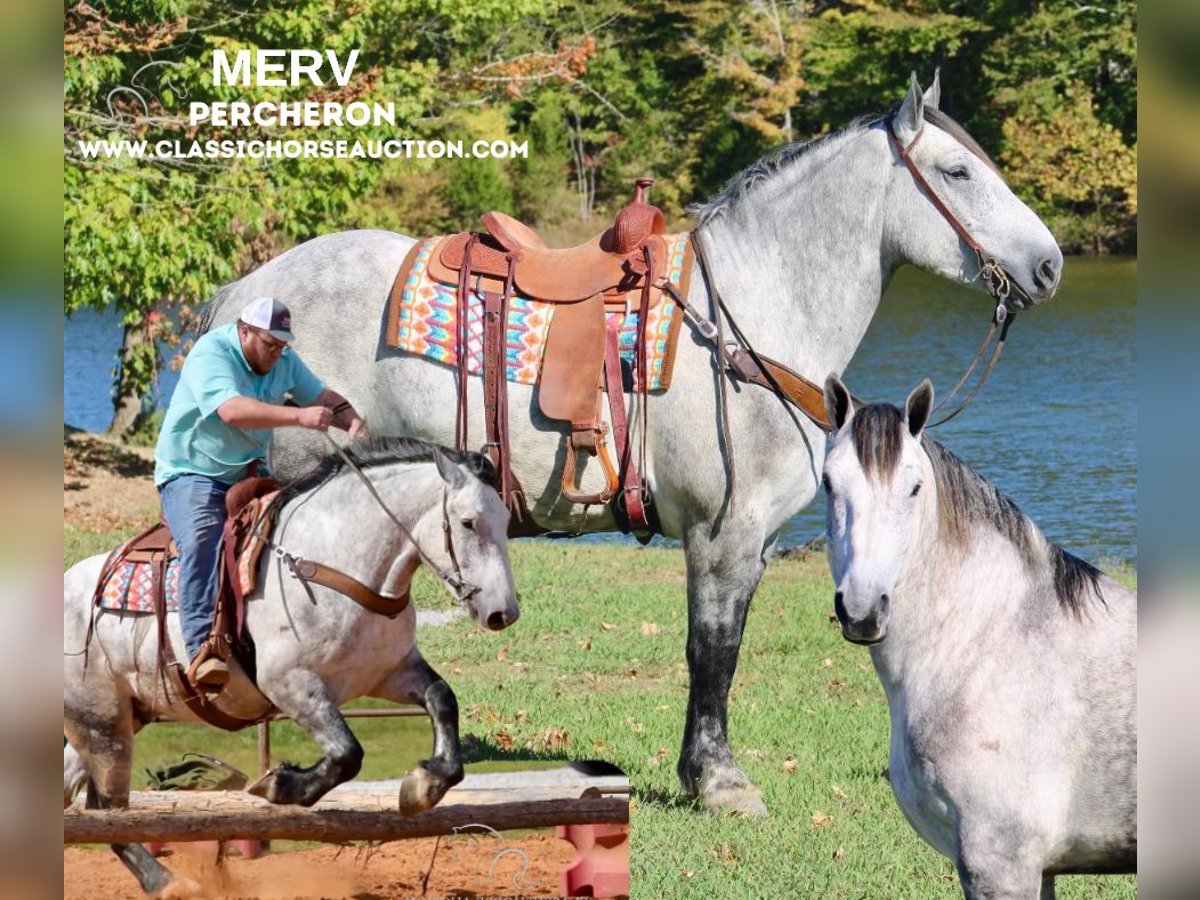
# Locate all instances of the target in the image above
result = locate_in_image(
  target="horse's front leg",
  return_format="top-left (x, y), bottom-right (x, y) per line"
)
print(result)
top-left (677, 520), bottom-right (770, 816)
top-left (249, 670), bottom-right (363, 807)
top-left (370, 648), bottom-right (464, 815)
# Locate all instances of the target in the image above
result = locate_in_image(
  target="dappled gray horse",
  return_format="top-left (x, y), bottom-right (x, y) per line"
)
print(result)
top-left (821, 377), bottom-right (1135, 898)
top-left (64, 440), bottom-right (518, 897)
top-left (200, 73), bottom-right (1062, 814)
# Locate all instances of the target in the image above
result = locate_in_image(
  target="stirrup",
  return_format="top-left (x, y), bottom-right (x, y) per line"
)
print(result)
top-left (560, 426), bottom-right (620, 505)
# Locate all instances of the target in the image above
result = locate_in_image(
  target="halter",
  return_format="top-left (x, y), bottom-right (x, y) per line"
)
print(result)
top-left (886, 116), bottom-right (1024, 426)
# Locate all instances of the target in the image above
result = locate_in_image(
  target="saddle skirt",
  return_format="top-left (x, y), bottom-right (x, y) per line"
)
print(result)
top-left (385, 231), bottom-right (692, 392)
top-left (96, 490), bottom-right (281, 614)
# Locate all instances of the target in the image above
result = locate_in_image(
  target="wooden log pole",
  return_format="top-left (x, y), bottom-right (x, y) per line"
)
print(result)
top-left (64, 797), bottom-right (628, 845)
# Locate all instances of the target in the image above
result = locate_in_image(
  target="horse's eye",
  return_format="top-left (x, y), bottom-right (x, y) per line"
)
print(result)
top-left (910, 482), bottom-right (922, 497)
top-left (822, 474), bottom-right (832, 494)
top-left (945, 166), bottom-right (969, 181)
top-left (461, 518), bottom-right (476, 531)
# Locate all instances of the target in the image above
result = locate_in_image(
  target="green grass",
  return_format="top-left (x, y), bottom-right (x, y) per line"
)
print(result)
top-left (66, 537), bottom-right (1137, 899)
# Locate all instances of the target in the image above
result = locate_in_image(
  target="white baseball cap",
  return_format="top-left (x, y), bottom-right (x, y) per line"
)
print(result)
top-left (239, 297), bottom-right (294, 342)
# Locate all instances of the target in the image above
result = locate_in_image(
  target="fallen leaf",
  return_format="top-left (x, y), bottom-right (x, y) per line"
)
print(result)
top-left (495, 730), bottom-right (513, 751)
top-left (832, 846), bottom-right (846, 861)
top-left (579, 639), bottom-right (592, 651)
top-left (821, 657), bottom-right (834, 668)
top-left (601, 622), bottom-right (616, 631)
top-left (624, 669), bottom-right (638, 679)
top-left (832, 785), bottom-right (848, 800)
top-left (640, 621), bottom-right (660, 635)
top-left (810, 811), bottom-right (832, 829)
top-left (516, 709), bottom-right (528, 724)
top-left (713, 843), bottom-right (738, 866)
top-left (782, 757), bottom-right (797, 774)
top-left (680, 869), bottom-right (695, 879)
top-left (496, 646), bottom-right (508, 662)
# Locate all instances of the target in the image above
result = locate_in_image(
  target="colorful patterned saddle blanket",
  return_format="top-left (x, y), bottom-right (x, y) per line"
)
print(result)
top-left (97, 492), bottom-right (280, 614)
top-left (385, 231), bottom-right (692, 392)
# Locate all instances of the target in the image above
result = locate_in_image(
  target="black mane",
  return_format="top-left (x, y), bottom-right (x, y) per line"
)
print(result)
top-left (849, 403), bottom-right (1104, 616)
top-left (277, 437), bottom-right (497, 505)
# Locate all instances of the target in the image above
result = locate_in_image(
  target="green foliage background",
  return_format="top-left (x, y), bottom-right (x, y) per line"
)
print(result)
top-left (64, 0), bottom-right (1137, 430)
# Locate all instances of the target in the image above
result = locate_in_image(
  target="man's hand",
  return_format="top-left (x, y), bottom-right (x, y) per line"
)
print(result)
top-left (296, 406), bottom-right (333, 431)
top-left (348, 416), bottom-right (369, 440)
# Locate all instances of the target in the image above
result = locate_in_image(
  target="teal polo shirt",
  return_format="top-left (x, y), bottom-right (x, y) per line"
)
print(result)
top-left (154, 323), bottom-right (324, 486)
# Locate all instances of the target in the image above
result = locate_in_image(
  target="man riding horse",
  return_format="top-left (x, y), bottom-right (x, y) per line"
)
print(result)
top-left (153, 297), bottom-right (368, 688)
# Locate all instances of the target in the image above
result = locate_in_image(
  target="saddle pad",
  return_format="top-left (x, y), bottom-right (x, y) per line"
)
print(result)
top-left (97, 493), bottom-right (279, 614)
top-left (385, 232), bottom-right (691, 392)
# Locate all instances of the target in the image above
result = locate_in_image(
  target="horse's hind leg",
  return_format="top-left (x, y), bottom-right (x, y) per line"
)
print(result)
top-left (249, 670), bottom-right (363, 806)
top-left (677, 522), bottom-right (770, 816)
top-left (370, 649), bottom-right (464, 815)
top-left (65, 718), bottom-right (193, 897)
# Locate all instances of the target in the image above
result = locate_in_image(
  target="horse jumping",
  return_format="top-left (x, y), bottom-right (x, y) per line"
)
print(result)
top-left (198, 72), bottom-right (1062, 814)
top-left (821, 376), bottom-right (1136, 898)
top-left (64, 440), bottom-right (518, 896)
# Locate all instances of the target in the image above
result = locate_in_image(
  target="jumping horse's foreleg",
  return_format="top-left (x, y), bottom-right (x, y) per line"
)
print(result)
top-left (678, 522), bottom-right (769, 816)
top-left (249, 670), bottom-right (363, 807)
top-left (65, 716), bottom-right (193, 897)
top-left (370, 649), bottom-right (464, 815)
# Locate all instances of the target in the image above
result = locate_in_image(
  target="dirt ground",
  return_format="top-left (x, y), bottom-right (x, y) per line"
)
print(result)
top-left (63, 428), bottom-right (161, 530)
top-left (65, 834), bottom-right (579, 899)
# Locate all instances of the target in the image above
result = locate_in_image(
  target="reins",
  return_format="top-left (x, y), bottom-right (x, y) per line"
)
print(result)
top-left (319, 433), bottom-right (479, 605)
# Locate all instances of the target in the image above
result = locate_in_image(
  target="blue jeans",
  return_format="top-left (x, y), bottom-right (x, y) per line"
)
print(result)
top-left (159, 475), bottom-right (230, 663)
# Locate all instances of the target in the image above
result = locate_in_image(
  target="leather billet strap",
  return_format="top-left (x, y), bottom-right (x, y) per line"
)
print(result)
top-left (288, 557), bottom-right (411, 617)
top-left (660, 272), bottom-right (834, 433)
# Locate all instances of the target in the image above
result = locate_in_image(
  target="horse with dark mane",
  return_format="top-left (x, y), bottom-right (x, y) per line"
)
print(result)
top-left (65, 439), bottom-right (519, 896)
top-left (821, 376), bottom-right (1135, 898)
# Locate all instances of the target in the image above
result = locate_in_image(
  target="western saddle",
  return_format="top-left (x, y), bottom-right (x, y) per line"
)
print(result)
top-left (421, 177), bottom-right (681, 537)
top-left (87, 477), bottom-right (281, 730)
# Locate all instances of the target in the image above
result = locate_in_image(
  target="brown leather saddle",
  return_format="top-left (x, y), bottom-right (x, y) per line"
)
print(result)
top-left (413, 178), bottom-right (685, 537)
top-left (87, 477), bottom-right (281, 730)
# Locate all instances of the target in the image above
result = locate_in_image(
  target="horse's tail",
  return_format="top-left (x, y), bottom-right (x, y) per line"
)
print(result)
top-left (196, 282), bottom-right (238, 336)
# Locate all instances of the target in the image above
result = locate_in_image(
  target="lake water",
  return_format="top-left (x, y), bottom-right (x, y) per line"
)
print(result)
top-left (63, 256), bottom-right (1136, 562)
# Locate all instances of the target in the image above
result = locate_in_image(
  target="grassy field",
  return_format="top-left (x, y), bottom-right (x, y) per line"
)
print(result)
top-left (65, 535), bottom-right (1137, 899)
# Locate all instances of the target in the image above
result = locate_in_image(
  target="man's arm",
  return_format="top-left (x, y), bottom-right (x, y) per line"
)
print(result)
top-left (217, 396), bottom-right (332, 431)
top-left (313, 388), bottom-right (369, 439)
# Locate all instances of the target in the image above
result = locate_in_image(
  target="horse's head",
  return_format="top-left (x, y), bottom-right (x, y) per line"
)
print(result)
top-left (424, 449), bottom-right (519, 632)
top-left (821, 375), bottom-right (935, 645)
top-left (884, 71), bottom-right (1063, 309)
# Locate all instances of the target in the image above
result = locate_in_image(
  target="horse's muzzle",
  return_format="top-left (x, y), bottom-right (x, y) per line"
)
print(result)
top-left (834, 591), bottom-right (889, 645)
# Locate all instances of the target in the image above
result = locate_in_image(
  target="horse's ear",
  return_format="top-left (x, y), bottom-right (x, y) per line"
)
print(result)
top-left (824, 373), bottom-right (854, 431)
top-left (905, 379), bottom-right (934, 438)
top-left (923, 68), bottom-right (941, 111)
top-left (894, 72), bottom-right (925, 146)
top-left (434, 448), bottom-right (466, 488)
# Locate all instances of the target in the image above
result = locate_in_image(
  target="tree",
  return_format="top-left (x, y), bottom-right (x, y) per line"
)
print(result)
top-left (64, 0), bottom-right (552, 434)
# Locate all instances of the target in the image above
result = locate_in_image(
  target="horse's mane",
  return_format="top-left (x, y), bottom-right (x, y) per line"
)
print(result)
top-left (692, 107), bottom-right (996, 227)
top-left (277, 437), bottom-right (497, 505)
top-left (196, 283), bottom-right (236, 336)
top-left (849, 403), bottom-right (1104, 617)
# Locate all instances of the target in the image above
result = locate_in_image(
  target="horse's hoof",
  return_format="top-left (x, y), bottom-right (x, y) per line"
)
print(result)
top-left (398, 766), bottom-right (448, 816)
top-left (155, 876), bottom-right (203, 898)
top-left (699, 772), bottom-right (769, 817)
top-left (246, 770), bottom-right (278, 801)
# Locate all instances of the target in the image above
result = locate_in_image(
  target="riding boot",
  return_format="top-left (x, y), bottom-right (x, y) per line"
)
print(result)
top-left (186, 640), bottom-right (230, 689)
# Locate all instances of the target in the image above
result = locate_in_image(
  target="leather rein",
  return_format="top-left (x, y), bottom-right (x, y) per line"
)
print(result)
top-left (259, 436), bottom-right (480, 618)
top-left (667, 114), bottom-right (1029, 435)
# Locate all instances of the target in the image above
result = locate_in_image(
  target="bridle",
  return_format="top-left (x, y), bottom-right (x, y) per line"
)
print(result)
top-left (886, 115), bottom-right (1027, 427)
top-left (266, 436), bottom-right (482, 614)
top-left (323, 436), bottom-right (481, 607)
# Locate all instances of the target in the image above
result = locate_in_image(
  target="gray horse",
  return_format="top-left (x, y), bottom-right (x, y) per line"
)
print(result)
top-left (821, 377), bottom-right (1136, 899)
top-left (200, 73), bottom-right (1062, 814)
top-left (64, 440), bottom-right (518, 897)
